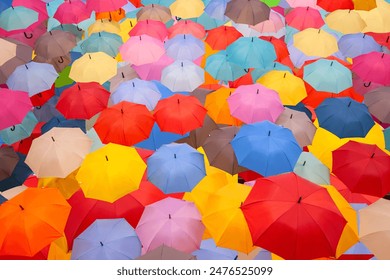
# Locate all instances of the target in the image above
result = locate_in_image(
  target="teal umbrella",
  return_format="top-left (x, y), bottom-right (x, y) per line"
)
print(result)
top-left (0, 112), bottom-right (38, 145)
top-left (142, 0), bottom-right (175, 7)
top-left (0, 6), bottom-right (38, 31)
top-left (205, 51), bottom-right (247, 82)
top-left (81, 32), bottom-right (123, 57)
top-left (385, 128), bottom-right (390, 152)
top-left (293, 152), bottom-right (330, 185)
top-left (190, 12), bottom-right (227, 30)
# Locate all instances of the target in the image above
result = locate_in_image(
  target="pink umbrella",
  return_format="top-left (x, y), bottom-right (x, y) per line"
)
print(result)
top-left (136, 197), bottom-right (205, 254)
top-left (4, 22), bottom-right (47, 48)
top-left (129, 19), bottom-right (168, 42)
top-left (352, 52), bottom-right (390, 86)
top-left (285, 7), bottom-right (325, 30)
top-left (0, 88), bottom-right (32, 130)
top-left (227, 84), bottom-right (284, 124)
top-left (352, 73), bottom-right (383, 96)
top-left (250, 10), bottom-right (285, 38)
top-left (119, 35), bottom-right (165, 66)
top-left (54, 0), bottom-right (91, 24)
top-left (86, 0), bottom-right (127, 13)
top-left (133, 54), bottom-right (174, 81)
top-left (168, 20), bottom-right (206, 39)
top-left (286, 0), bottom-right (319, 8)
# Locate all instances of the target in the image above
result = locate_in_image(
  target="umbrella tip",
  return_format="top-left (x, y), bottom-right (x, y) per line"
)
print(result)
top-left (169, 214), bottom-right (171, 219)
top-left (268, 131), bottom-right (271, 136)
top-left (25, 64), bottom-right (28, 70)
top-left (181, 62), bottom-right (183, 67)
top-left (290, 114), bottom-right (293, 119)
top-left (19, 205), bottom-right (24, 210)
top-left (251, 37), bottom-right (254, 42)
top-left (330, 61), bottom-right (333, 66)
top-left (121, 72), bottom-right (125, 79)
top-left (51, 137), bottom-right (55, 142)
top-left (318, 29), bottom-right (321, 34)
top-left (371, 153), bottom-right (375, 158)
top-left (283, 73), bottom-right (286, 78)
top-left (132, 82), bottom-right (135, 87)
top-left (100, 241), bottom-right (104, 246)
top-left (184, 34), bottom-right (186, 39)
top-left (89, 54), bottom-right (91, 59)
top-left (303, 160), bottom-right (306, 166)
top-left (382, 53), bottom-right (385, 58)
top-left (256, 89), bottom-right (259, 94)
top-left (307, 6), bottom-right (309, 10)
top-left (298, 196), bottom-right (302, 204)
top-left (78, 84), bottom-right (81, 90)
top-left (174, 153), bottom-right (176, 158)
top-left (348, 101), bottom-right (352, 107)
top-left (105, 155), bottom-right (109, 161)
top-left (386, 36), bottom-right (389, 43)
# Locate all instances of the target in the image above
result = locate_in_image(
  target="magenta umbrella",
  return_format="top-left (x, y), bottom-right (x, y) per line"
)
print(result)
top-left (86, 0), bottom-right (127, 13)
top-left (0, 88), bottom-right (32, 130)
top-left (227, 84), bottom-right (284, 124)
top-left (135, 197), bottom-right (205, 254)
top-left (132, 54), bottom-right (174, 81)
top-left (54, 0), bottom-right (91, 24)
top-left (352, 52), bottom-right (390, 86)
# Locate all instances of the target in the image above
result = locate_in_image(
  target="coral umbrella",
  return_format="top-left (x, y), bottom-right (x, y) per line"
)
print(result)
top-left (285, 7), bottom-right (325, 30)
top-left (241, 172), bottom-right (348, 260)
top-left (224, 0), bottom-right (270, 26)
top-left (56, 82), bottom-right (110, 120)
top-left (167, 19), bottom-right (206, 39)
top-left (86, 0), bottom-right (127, 12)
top-left (205, 25), bottom-right (242, 50)
top-left (136, 197), bottom-right (205, 254)
top-left (0, 188), bottom-right (71, 257)
top-left (129, 19), bottom-right (168, 41)
top-left (352, 52), bottom-right (390, 86)
top-left (364, 87), bottom-right (390, 124)
top-left (153, 94), bottom-right (207, 135)
top-left (0, 146), bottom-right (19, 181)
top-left (0, 88), bottom-right (32, 131)
top-left (332, 141), bottom-right (390, 197)
top-left (34, 30), bottom-right (77, 60)
top-left (136, 4), bottom-right (172, 23)
top-left (54, 0), bottom-right (91, 24)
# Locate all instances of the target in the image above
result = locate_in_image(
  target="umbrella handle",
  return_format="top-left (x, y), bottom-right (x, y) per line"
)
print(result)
top-left (36, 106), bottom-right (41, 110)
top-left (24, 32), bottom-right (33, 39)
top-left (58, 56), bottom-right (64, 64)
top-left (363, 81), bottom-right (371, 87)
top-left (10, 125), bottom-right (15, 131)
top-left (118, 9), bottom-right (122, 15)
top-left (76, 26), bottom-right (82, 31)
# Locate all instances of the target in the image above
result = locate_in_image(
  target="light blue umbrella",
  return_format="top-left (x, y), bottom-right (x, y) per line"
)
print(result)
top-left (0, 112), bottom-right (38, 145)
top-left (111, 78), bottom-right (161, 110)
top-left (192, 238), bottom-right (238, 260)
top-left (293, 152), bottom-right (330, 185)
top-left (190, 12), bottom-right (227, 30)
top-left (165, 34), bottom-right (205, 61)
top-left (338, 33), bottom-right (382, 59)
top-left (81, 32), bottom-right (123, 57)
top-left (71, 218), bottom-right (142, 260)
top-left (251, 62), bottom-right (292, 81)
top-left (87, 128), bottom-right (105, 152)
top-left (384, 127), bottom-right (390, 152)
top-left (141, 0), bottom-right (175, 7)
top-left (205, 51), bottom-right (247, 82)
top-left (147, 143), bottom-right (206, 194)
top-left (0, 6), bottom-right (38, 31)
top-left (6, 62), bottom-right (59, 97)
top-left (303, 59), bottom-right (352, 93)
top-left (151, 80), bottom-right (177, 99)
top-left (204, 0), bottom-right (229, 21)
top-left (161, 60), bottom-right (204, 92)
top-left (46, 0), bottom-right (65, 17)
top-left (231, 120), bottom-right (302, 177)
top-left (226, 37), bottom-right (277, 69)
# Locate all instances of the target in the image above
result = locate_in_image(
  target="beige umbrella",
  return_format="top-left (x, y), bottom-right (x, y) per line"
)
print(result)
top-left (293, 28), bottom-right (338, 57)
top-left (325, 10), bottom-right (367, 34)
top-left (359, 198), bottom-right (390, 260)
top-left (136, 4), bottom-right (172, 23)
top-left (25, 127), bottom-right (92, 178)
top-left (108, 64), bottom-right (139, 92)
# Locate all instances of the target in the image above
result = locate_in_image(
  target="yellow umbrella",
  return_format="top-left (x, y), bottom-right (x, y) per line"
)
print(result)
top-left (170, 0), bottom-right (205, 19)
top-left (47, 236), bottom-right (71, 260)
top-left (119, 18), bottom-right (137, 42)
top-left (88, 19), bottom-right (121, 36)
top-left (202, 182), bottom-right (255, 254)
top-left (352, 0), bottom-right (377, 11)
top-left (257, 70), bottom-right (307, 106)
top-left (69, 52), bottom-right (117, 84)
top-left (204, 87), bottom-right (243, 126)
top-left (325, 10), bottom-right (367, 34)
top-left (357, 1), bottom-right (390, 33)
top-left (76, 143), bottom-right (146, 203)
top-left (293, 28), bottom-right (338, 57)
top-left (37, 169), bottom-right (80, 199)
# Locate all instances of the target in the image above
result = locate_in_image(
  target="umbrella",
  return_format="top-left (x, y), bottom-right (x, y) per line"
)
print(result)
top-left (205, 51), bottom-right (247, 82)
top-left (275, 107), bottom-right (316, 148)
top-left (25, 127), bottom-right (91, 179)
top-left (165, 34), bottom-right (205, 61)
top-left (137, 244), bottom-right (196, 260)
top-left (129, 19), bottom-right (168, 41)
top-left (169, 0), bottom-right (204, 19)
top-left (34, 30), bottom-right (77, 60)
top-left (88, 19), bottom-right (121, 35)
top-left (56, 82), bottom-right (110, 120)
top-left (136, 4), bottom-right (172, 23)
top-left (80, 32), bottom-right (123, 57)
top-left (132, 54), bottom-right (174, 81)
top-left (108, 64), bottom-right (139, 92)
top-left (0, 153), bottom-right (32, 192)
top-left (317, 0), bottom-right (354, 12)
top-left (86, 0), bottom-right (128, 13)
top-left (94, 101), bottom-right (154, 146)
top-left (54, 0), bottom-right (91, 24)
top-left (71, 218), bottom-right (141, 260)
top-left (6, 62), bottom-right (58, 97)
top-left (0, 146), bottom-right (19, 181)
top-left (37, 169), bottom-right (80, 200)
top-left (76, 143), bottom-right (146, 203)
top-left (168, 19), bottom-right (206, 39)
top-left (192, 238), bottom-right (238, 260)
top-left (231, 120), bottom-right (302, 177)
top-left (0, 112), bottom-right (38, 145)
top-left (324, 9), bottom-right (366, 34)
top-left (285, 7), bottom-right (325, 30)
top-left (241, 172), bottom-right (348, 260)
top-left (147, 143), bottom-right (206, 193)
top-left (352, 52), bottom-right (390, 86)
top-left (250, 9), bottom-right (285, 38)
top-left (153, 94), bottom-right (207, 135)
top-left (338, 33), bottom-right (382, 59)
top-left (204, 0), bottom-right (229, 21)
top-left (136, 197), bottom-right (205, 254)
top-left (303, 59), bottom-right (352, 94)
top-left (293, 28), bottom-right (338, 57)
top-left (227, 83), bottom-right (284, 124)
top-left (332, 141), bottom-right (390, 197)
top-left (315, 97), bottom-right (375, 138)
top-left (0, 188), bottom-right (71, 257)
top-left (293, 152), bottom-right (330, 185)
top-left (224, 0), bottom-right (270, 26)
top-left (0, 88), bottom-right (32, 131)
top-left (161, 60), bottom-right (204, 92)
top-left (41, 116), bottom-right (86, 134)
top-left (364, 87), bottom-right (390, 124)
top-left (33, 53), bottom-right (71, 73)
top-left (0, 6), bottom-right (38, 32)
top-left (205, 25), bottom-right (243, 50)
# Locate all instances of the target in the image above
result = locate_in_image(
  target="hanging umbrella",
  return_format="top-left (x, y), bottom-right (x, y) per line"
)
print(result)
top-left (332, 141), bottom-right (390, 197)
top-left (205, 51), bottom-right (247, 82)
top-left (56, 82), bottom-right (110, 120)
top-left (205, 25), bottom-right (243, 50)
top-left (317, 0), bottom-right (354, 12)
top-left (54, 0), bottom-right (91, 24)
top-left (285, 7), bottom-right (325, 31)
top-left (227, 83), bottom-right (284, 124)
top-left (132, 54), bottom-right (174, 81)
top-left (324, 9), bottom-right (366, 35)
top-left (6, 62), bottom-right (58, 97)
top-left (80, 32), bottom-right (123, 57)
top-left (88, 19), bottom-right (121, 35)
top-left (76, 143), bottom-right (146, 203)
top-left (192, 238), bottom-right (238, 260)
top-left (293, 152), bottom-right (330, 185)
top-left (0, 112), bottom-right (38, 145)
top-left (0, 153), bottom-right (32, 192)
top-left (352, 52), bottom-right (390, 86)
top-left (250, 9), bottom-right (285, 38)
top-left (147, 143), bottom-right (206, 193)
top-left (364, 87), bottom-right (390, 124)
top-left (168, 19), bottom-right (206, 39)
top-left (0, 146), bottom-right (19, 181)
top-left (71, 218), bottom-right (141, 260)
top-left (86, 0), bottom-right (128, 12)
top-left (315, 97), bottom-right (375, 138)
top-left (224, 0), bottom-right (270, 26)
top-left (136, 197), bottom-right (204, 254)
top-left (165, 34), bottom-right (204, 61)
top-left (0, 88), bottom-right (32, 131)
top-left (108, 64), bottom-right (139, 92)
top-left (169, 0), bottom-right (204, 19)
top-left (34, 30), bottom-right (77, 60)
top-left (338, 33), bottom-right (382, 59)
top-left (136, 4), bottom-right (172, 23)
top-left (141, 0), bottom-right (175, 7)
top-left (0, 188), bottom-right (71, 257)
top-left (37, 169), bottom-right (80, 200)
top-left (161, 60), bottom-right (204, 92)
top-left (293, 28), bottom-right (338, 57)
top-left (204, 0), bottom-right (229, 21)
top-left (241, 172), bottom-right (348, 260)
top-left (33, 53), bottom-right (71, 73)
top-left (231, 120), bottom-right (302, 177)
top-left (0, 6), bottom-right (38, 32)
top-left (153, 94), bottom-right (207, 135)
top-left (129, 19), bottom-right (168, 41)
top-left (69, 52), bottom-right (117, 84)
top-left (137, 244), bottom-right (196, 260)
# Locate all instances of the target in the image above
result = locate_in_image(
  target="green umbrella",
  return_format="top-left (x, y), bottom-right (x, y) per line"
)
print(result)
top-left (293, 152), bottom-right (330, 185)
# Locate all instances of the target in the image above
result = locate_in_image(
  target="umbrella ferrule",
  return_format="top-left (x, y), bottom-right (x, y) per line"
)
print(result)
top-left (139, 36), bottom-right (142, 41)
top-left (303, 161), bottom-right (306, 166)
top-left (49, 31), bottom-right (52, 35)
top-left (386, 36), bottom-right (389, 43)
top-left (330, 61), bottom-right (333, 66)
top-left (121, 72), bottom-right (125, 79)
top-left (169, 214), bottom-right (171, 219)
top-left (130, 21), bottom-right (133, 27)
top-left (25, 64), bottom-right (28, 70)
top-left (19, 205), bottom-right (24, 210)
top-left (268, 131), bottom-right (271, 136)
top-left (290, 114), bottom-right (293, 119)
top-left (89, 54), bottom-right (92, 59)
top-left (371, 153), bottom-right (375, 158)
top-left (318, 29), bottom-right (321, 34)
top-left (251, 37), bottom-right (254, 42)
top-left (181, 62), bottom-right (183, 67)
top-left (174, 154), bottom-right (176, 158)
top-left (382, 53), bottom-right (385, 58)
top-left (78, 84), bottom-right (81, 90)
top-left (283, 73), bottom-right (286, 78)
top-left (99, 32), bottom-right (101, 37)
top-left (121, 108), bottom-right (124, 114)
top-left (100, 242), bottom-right (103, 246)
top-left (184, 34), bottom-right (186, 39)
top-left (132, 82), bottom-right (135, 87)
top-left (298, 196), bottom-right (302, 204)
top-left (105, 155), bottom-right (109, 161)
top-left (51, 137), bottom-right (55, 142)
top-left (348, 101), bottom-right (352, 107)
top-left (256, 89), bottom-right (259, 94)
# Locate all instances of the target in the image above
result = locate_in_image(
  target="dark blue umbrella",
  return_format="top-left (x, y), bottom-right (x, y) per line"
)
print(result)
top-left (231, 121), bottom-right (302, 177)
top-left (0, 153), bottom-right (32, 192)
top-left (41, 116), bottom-right (86, 134)
top-left (0, 194), bottom-right (6, 204)
top-left (285, 102), bottom-right (312, 120)
top-left (315, 97), bottom-right (375, 138)
top-left (192, 238), bottom-right (237, 260)
top-left (33, 96), bottom-right (63, 123)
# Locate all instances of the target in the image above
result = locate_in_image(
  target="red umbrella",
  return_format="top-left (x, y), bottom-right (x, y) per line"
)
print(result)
top-left (11, 122), bottom-right (44, 155)
top-left (129, 19), bottom-right (168, 41)
top-left (205, 26), bottom-right (242, 50)
top-left (285, 7), bottom-right (325, 30)
top-left (30, 85), bottom-right (55, 107)
top-left (260, 37), bottom-right (291, 64)
top-left (241, 172), bottom-right (347, 260)
top-left (366, 32), bottom-right (390, 49)
top-left (56, 82), bottom-right (110, 120)
top-left (153, 94), bottom-right (207, 135)
top-left (168, 20), bottom-right (206, 39)
top-left (316, 0), bottom-right (354, 12)
top-left (332, 141), bottom-right (390, 197)
top-left (94, 101), bottom-right (155, 146)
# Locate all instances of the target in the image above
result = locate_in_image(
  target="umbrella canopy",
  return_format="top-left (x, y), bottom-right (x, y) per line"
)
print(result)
top-left (241, 172), bottom-right (347, 260)
top-left (136, 4), bottom-right (172, 23)
top-left (364, 87), bottom-right (390, 124)
top-left (147, 143), bottom-right (206, 193)
top-left (168, 19), bottom-right (206, 39)
top-left (88, 19), bottom-right (121, 35)
top-left (205, 25), bottom-right (243, 50)
top-left (129, 19), bottom-right (168, 41)
top-left (170, 0), bottom-right (204, 19)
top-left (0, 146), bottom-right (19, 181)
top-left (231, 120), bottom-right (302, 177)
top-left (0, 88), bottom-right (32, 131)
top-left (0, 6), bottom-right (38, 32)
top-left (54, 0), bottom-right (91, 24)
top-left (137, 244), bottom-right (196, 260)
top-left (80, 32), bottom-right (123, 57)
top-left (136, 197), bottom-right (205, 254)
top-left (205, 51), bottom-right (247, 82)
top-left (86, 0), bottom-right (128, 13)
top-left (285, 7), bottom-right (324, 30)
top-left (165, 34), bottom-right (204, 61)
top-left (325, 9), bottom-right (366, 34)
top-left (0, 111), bottom-right (38, 145)
top-left (0, 153), bottom-right (32, 192)
top-left (34, 30), bottom-right (77, 60)
top-left (293, 152), bottom-right (330, 185)
top-left (76, 143), bottom-right (146, 203)
top-left (71, 218), bottom-right (141, 260)
top-left (33, 53), bottom-right (71, 73)
top-left (352, 52), bottom-right (390, 86)
top-left (224, 0), bottom-right (270, 26)
top-left (332, 141), bottom-right (390, 198)
top-left (0, 188), bottom-right (71, 257)
top-left (108, 64), bottom-right (139, 92)
top-left (192, 238), bottom-right (238, 260)
top-left (132, 54), bottom-right (174, 81)
top-left (338, 33), bottom-right (382, 59)
top-left (293, 28), bottom-right (338, 57)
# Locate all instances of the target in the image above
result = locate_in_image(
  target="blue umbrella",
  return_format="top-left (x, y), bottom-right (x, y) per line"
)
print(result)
top-left (338, 33), bottom-right (382, 59)
top-left (152, 80), bottom-right (186, 99)
top-left (0, 6), bottom-right (38, 31)
top-left (41, 116), bottom-right (86, 134)
top-left (136, 123), bottom-right (188, 151)
top-left (147, 143), bottom-right (206, 194)
top-left (254, 249), bottom-right (273, 260)
top-left (0, 194), bottom-right (6, 204)
top-left (0, 112), bottom-right (38, 145)
top-left (46, 0), bottom-right (65, 17)
top-left (0, 153), bottom-right (32, 192)
top-left (0, 0), bottom-right (11, 13)
top-left (205, 51), bottom-right (247, 82)
top-left (303, 59), bottom-right (352, 94)
top-left (33, 96), bottom-right (63, 123)
top-left (231, 121), bottom-right (302, 177)
top-left (226, 37), bottom-right (277, 69)
top-left (315, 97), bottom-right (375, 138)
top-left (251, 62), bottom-right (292, 81)
top-left (192, 238), bottom-right (238, 260)
top-left (111, 78), bottom-right (162, 110)
top-left (81, 32), bottom-right (123, 57)
top-left (204, 0), bottom-right (229, 21)
top-left (71, 218), bottom-right (142, 260)
top-left (384, 127), bottom-right (390, 152)
top-left (165, 34), bottom-right (205, 61)
top-left (190, 12), bottom-right (227, 30)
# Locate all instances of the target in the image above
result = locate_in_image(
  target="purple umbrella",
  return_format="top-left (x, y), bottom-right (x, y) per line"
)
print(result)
top-left (192, 238), bottom-right (238, 260)
top-left (338, 33), bottom-right (382, 59)
top-left (165, 34), bottom-right (205, 61)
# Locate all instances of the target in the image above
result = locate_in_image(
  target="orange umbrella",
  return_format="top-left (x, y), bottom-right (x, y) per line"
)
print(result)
top-left (0, 188), bottom-right (71, 257)
top-left (95, 8), bottom-right (126, 22)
